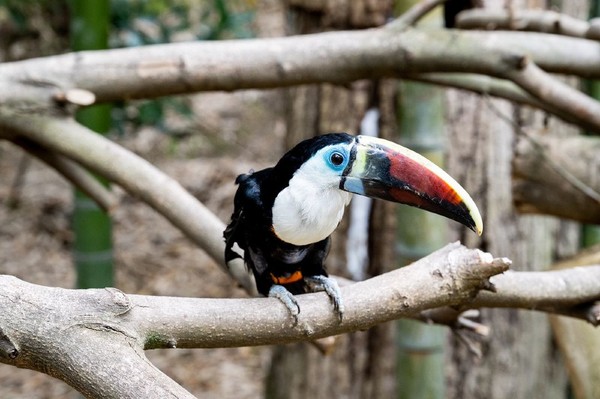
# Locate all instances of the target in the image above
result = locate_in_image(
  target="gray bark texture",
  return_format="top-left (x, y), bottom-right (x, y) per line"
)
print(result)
top-left (444, 90), bottom-right (577, 398)
top-left (442, 2), bottom-right (586, 397)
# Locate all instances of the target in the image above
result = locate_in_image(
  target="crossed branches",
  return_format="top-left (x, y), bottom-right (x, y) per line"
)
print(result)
top-left (0, 1), bottom-right (599, 397)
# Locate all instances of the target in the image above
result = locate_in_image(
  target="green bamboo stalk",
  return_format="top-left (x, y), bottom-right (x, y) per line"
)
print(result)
top-left (395, 79), bottom-right (447, 399)
top-left (584, 0), bottom-right (600, 249)
top-left (69, 0), bottom-right (114, 289)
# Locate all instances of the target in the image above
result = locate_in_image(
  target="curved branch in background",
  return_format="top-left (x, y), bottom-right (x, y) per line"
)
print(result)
top-left (11, 137), bottom-right (116, 213)
top-left (407, 73), bottom-right (536, 105)
top-left (0, 112), bottom-right (255, 294)
top-left (404, 73), bottom-right (600, 132)
top-left (512, 134), bottom-right (600, 223)
top-left (504, 58), bottom-right (600, 130)
top-left (456, 8), bottom-right (600, 41)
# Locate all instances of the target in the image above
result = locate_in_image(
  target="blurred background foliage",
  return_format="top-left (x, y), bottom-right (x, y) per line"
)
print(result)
top-left (0, 0), bottom-right (257, 136)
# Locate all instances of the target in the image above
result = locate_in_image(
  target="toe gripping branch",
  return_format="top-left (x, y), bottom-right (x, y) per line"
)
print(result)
top-left (268, 276), bottom-right (345, 324)
top-left (305, 275), bottom-right (345, 321)
top-left (269, 284), bottom-right (301, 324)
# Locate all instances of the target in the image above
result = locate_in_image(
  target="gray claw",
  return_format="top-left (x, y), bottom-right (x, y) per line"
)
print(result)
top-left (269, 284), bottom-right (300, 324)
top-left (305, 275), bottom-right (344, 321)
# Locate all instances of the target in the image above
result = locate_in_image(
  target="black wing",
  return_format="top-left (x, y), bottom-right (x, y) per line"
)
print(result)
top-left (224, 169), bottom-right (271, 271)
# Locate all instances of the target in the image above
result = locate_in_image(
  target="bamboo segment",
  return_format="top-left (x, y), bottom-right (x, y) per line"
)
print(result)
top-left (69, 0), bottom-right (114, 289)
top-left (395, 78), bottom-right (447, 399)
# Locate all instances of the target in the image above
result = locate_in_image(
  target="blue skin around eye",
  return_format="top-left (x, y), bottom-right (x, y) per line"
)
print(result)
top-left (324, 147), bottom-right (350, 172)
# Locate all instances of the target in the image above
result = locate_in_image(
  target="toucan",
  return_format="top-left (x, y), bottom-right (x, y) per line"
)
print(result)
top-left (224, 133), bottom-right (482, 322)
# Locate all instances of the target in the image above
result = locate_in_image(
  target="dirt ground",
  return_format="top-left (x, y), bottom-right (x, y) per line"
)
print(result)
top-left (0, 90), bottom-right (287, 398)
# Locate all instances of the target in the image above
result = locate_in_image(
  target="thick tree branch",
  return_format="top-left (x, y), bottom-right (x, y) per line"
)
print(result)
top-left (0, 27), bottom-right (597, 137)
top-left (2, 28), bottom-right (600, 108)
top-left (0, 23), bottom-right (598, 142)
top-left (131, 244), bottom-right (509, 348)
top-left (3, 242), bottom-right (600, 397)
top-left (0, 243), bottom-right (510, 398)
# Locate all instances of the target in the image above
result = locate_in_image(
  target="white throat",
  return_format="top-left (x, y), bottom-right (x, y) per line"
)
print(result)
top-left (272, 169), bottom-right (352, 246)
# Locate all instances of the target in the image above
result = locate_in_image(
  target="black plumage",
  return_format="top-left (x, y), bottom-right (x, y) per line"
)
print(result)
top-left (224, 133), bottom-right (353, 297)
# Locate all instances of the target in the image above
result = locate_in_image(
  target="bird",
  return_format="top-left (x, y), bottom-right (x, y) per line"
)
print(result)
top-left (224, 133), bottom-right (482, 322)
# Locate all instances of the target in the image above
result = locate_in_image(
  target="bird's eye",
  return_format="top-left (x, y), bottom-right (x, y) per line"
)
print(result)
top-left (330, 152), bottom-right (345, 166)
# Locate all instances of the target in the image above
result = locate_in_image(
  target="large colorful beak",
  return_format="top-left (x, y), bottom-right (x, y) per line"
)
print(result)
top-left (340, 135), bottom-right (483, 235)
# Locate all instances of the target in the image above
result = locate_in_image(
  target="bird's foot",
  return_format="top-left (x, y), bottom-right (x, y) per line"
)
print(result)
top-left (269, 284), bottom-right (300, 324)
top-left (305, 275), bottom-right (344, 321)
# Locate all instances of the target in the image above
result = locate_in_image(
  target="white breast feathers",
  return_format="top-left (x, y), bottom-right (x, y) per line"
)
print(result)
top-left (272, 167), bottom-right (352, 246)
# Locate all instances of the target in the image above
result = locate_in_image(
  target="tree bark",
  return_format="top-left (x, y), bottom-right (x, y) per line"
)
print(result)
top-left (444, 87), bottom-right (571, 399)
top-left (442, 2), bottom-right (582, 397)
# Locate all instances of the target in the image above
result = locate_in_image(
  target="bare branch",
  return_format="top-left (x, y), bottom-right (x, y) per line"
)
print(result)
top-left (0, 112), bottom-right (255, 294)
top-left (512, 133), bottom-right (600, 223)
top-left (0, 243), bottom-right (510, 397)
top-left (130, 243), bottom-right (507, 348)
top-left (404, 73), bottom-right (600, 132)
top-left (416, 265), bottom-right (600, 328)
top-left (505, 59), bottom-right (600, 131)
top-left (11, 138), bottom-right (117, 213)
top-left (2, 242), bottom-right (600, 396)
top-left (456, 9), bottom-right (598, 40)
top-left (408, 73), bottom-right (536, 104)
top-left (0, 27), bottom-right (599, 135)
top-left (474, 267), bottom-right (600, 314)
top-left (1, 28), bottom-right (600, 108)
